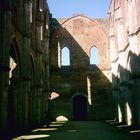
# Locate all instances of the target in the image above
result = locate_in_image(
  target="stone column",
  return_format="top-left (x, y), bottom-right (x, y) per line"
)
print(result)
top-left (116, 16), bottom-right (130, 124)
top-left (19, 0), bottom-right (31, 129)
top-left (119, 84), bottom-right (133, 125)
top-left (34, 54), bottom-right (43, 125)
top-left (112, 89), bottom-right (122, 122)
top-left (134, 78), bottom-right (140, 126)
top-left (129, 34), bottom-right (140, 126)
top-left (0, 0), bottom-right (12, 134)
top-left (42, 28), bottom-right (50, 123)
top-left (109, 31), bottom-right (121, 122)
top-left (34, 13), bottom-right (43, 125)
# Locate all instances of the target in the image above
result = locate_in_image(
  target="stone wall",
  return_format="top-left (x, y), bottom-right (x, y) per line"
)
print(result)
top-left (0, 0), bottom-right (50, 138)
top-left (50, 15), bottom-right (113, 121)
top-left (109, 0), bottom-right (140, 126)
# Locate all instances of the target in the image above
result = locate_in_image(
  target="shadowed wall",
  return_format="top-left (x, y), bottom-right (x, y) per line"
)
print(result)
top-left (50, 15), bottom-right (113, 121)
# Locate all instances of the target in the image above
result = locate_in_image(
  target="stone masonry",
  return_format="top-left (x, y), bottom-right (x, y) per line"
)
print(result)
top-left (0, 0), bottom-right (50, 137)
top-left (50, 15), bottom-right (113, 121)
top-left (1, 0), bottom-right (140, 139)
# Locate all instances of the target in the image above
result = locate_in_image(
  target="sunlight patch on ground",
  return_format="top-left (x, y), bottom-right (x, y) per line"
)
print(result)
top-left (110, 122), bottom-right (121, 124)
top-left (117, 125), bottom-right (129, 128)
top-left (51, 121), bottom-right (66, 124)
top-left (12, 134), bottom-right (50, 140)
top-left (118, 105), bottom-right (122, 122)
top-left (126, 102), bottom-right (132, 125)
top-left (32, 128), bottom-right (58, 132)
top-left (56, 115), bottom-right (68, 122)
top-left (49, 124), bottom-right (63, 127)
top-left (67, 130), bottom-right (77, 132)
top-left (130, 129), bottom-right (140, 133)
top-left (105, 119), bottom-right (116, 123)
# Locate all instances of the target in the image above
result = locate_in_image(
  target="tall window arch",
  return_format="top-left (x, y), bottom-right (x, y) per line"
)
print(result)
top-left (90, 46), bottom-right (99, 65)
top-left (61, 47), bottom-right (70, 66)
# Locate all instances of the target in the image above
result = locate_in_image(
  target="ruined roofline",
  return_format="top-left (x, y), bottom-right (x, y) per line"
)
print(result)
top-left (55, 14), bottom-right (109, 24)
top-left (51, 14), bottom-right (109, 34)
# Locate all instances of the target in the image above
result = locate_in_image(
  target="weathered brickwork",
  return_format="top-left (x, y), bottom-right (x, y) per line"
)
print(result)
top-left (50, 15), bottom-right (113, 121)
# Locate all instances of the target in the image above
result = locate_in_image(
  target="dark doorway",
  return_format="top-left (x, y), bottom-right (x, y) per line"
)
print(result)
top-left (73, 95), bottom-right (88, 121)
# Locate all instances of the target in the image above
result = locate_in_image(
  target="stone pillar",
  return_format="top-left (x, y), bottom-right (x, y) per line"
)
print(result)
top-left (134, 78), bottom-right (140, 126)
top-left (43, 28), bottom-right (50, 123)
top-left (0, 0), bottom-right (12, 134)
top-left (29, 86), bottom-right (36, 127)
top-left (120, 84), bottom-right (133, 125)
top-left (19, 0), bottom-right (31, 129)
top-left (34, 14), bottom-right (43, 125)
top-left (109, 32), bottom-right (121, 122)
top-left (129, 34), bottom-right (140, 126)
top-left (34, 54), bottom-right (43, 125)
top-left (12, 77), bottom-right (23, 131)
top-left (116, 16), bottom-right (130, 125)
top-left (128, 0), bottom-right (137, 35)
top-left (112, 89), bottom-right (122, 122)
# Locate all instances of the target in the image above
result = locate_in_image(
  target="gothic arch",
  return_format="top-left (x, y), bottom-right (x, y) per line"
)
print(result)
top-left (61, 46), bottom-right (70, 66)
top-left (51, 14), bottom-right (109, 67)
top-left (54, 14), bottom-right (108, 40)
top-left (61, 15), bottom-right (102, 28)
top-left (10, 38), bottom-right (22, 78)
top-left (8, 37), bottom-right (22, 129)
top-left (90, 46), bottom-right (99, 65)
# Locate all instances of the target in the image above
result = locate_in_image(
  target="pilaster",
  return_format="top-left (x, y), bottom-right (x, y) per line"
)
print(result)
top-left (0, 0), bottom-right (12, 134)
top-left (20, 0), bottom-right (31, 129)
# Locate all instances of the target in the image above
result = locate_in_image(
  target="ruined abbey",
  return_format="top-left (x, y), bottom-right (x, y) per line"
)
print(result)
top-left (0, 0), bottom-right (140, 139)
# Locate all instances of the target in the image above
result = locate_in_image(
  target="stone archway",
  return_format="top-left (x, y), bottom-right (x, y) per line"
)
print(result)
top-left (8, 38), bottom-right (21, 130)
top-left (72, 94), bottom-right (88, 121)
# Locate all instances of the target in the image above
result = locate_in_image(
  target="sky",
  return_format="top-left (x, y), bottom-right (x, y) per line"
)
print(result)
top-left (47, 0), bottom-right (111, 19)
top-left (47, 0), bottom-right (111, 65)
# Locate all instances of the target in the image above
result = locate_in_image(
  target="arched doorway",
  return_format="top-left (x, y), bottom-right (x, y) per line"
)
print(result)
top-left (73, 95), bottom-right (88, 121)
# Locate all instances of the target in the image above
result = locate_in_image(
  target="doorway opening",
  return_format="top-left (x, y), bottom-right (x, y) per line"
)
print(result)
top-left (73, 95), bottom-right (88, 121)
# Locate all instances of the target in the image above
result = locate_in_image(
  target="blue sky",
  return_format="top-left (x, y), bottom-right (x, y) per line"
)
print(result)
top-left (47, 0), bottom-right (111, 65)
top-left (47, 0), bottom-right (111, 18)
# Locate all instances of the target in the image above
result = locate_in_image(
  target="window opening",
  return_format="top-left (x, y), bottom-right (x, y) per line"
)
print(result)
top-left (90, 46), bottom-right (99, 64)
top-left (61, 47), bottom-right (70, 66)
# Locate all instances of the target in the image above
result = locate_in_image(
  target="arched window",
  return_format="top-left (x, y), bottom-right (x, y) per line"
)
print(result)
top-left (61, 47), bottom-right (70, 66)
top-left (90, 46), bottom-right (99, 65)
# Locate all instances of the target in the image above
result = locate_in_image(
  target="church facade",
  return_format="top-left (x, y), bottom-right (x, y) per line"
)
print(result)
top-left (0, 0), bottom-right (140, 138)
